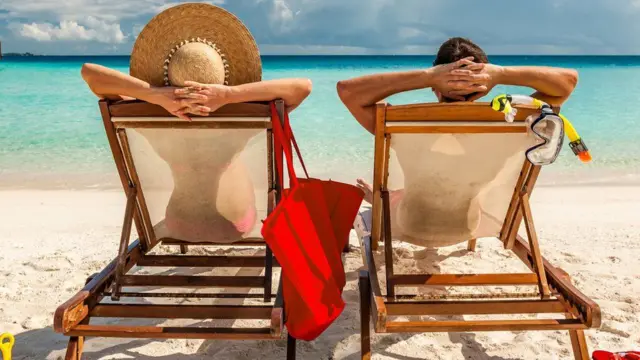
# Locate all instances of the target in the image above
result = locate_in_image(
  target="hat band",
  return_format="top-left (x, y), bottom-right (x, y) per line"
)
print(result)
top-left (163, 37), bottom-right (230, 86)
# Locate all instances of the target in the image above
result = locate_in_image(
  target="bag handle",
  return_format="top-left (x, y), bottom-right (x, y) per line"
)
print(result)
top-left (271, 102), bottom-right (301, 190)
top-left (283, 111), bottom-right (310, 179)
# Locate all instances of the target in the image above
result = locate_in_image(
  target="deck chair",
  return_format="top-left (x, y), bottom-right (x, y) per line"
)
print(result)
top-left (54, 99), bottom-right (299, 359)
top-left (354, 102), bottom-right (601, 360)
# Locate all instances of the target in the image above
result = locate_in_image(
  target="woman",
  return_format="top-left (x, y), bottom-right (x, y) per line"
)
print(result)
top-left (82, 3), bottom-right (312, 242)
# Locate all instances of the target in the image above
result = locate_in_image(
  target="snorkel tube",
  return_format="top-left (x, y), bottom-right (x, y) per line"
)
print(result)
top-left (559, 114), bottom-right (592, 162)
top-left (490, 94), bottom-right (592, 163)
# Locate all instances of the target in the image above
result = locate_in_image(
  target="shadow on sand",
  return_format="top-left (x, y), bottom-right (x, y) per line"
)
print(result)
top-left (14, 245), bottom-right (518, 360)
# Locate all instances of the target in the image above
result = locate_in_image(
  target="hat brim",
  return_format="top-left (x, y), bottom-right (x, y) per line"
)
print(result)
top-left (130, 3), bottom-right (262, 87)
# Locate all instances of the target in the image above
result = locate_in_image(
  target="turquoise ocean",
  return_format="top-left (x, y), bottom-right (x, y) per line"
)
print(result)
top-left (1, 56), bottom-right (639, 189)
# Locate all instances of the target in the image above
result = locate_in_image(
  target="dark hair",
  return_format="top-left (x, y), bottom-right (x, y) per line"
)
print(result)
top-left (433, 37), bottom-right (488, 66)
top-left (433, 37), bottom-right (489, 102)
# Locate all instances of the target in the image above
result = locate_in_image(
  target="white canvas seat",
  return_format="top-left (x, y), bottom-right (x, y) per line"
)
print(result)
top-left (386, 132), bottom-right (537, 247)
top-left (123, 126), bottom-right (269, 243)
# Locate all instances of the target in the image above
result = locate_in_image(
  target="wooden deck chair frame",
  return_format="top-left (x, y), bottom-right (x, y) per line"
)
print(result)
top-left (54, 99), bottom-right (299, 360)
top-left (355, 102), bottom-right (601, 360)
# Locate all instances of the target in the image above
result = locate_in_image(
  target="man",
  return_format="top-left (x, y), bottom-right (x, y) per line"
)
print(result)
top-left (337, 37), bottom-right (578, 203)
top-left (337, 37), bottom-right (578, 245)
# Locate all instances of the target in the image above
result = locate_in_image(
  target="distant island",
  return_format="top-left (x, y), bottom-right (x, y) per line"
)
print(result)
top-left (4, 52), bottom-right (40, 57)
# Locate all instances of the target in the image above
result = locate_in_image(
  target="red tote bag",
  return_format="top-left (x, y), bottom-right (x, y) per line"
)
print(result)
top-left (261, 103), bottom-right (363, 341)
top-left (279, 106), bottom-right (364, 289)
top-left (278, 102), bottom-right (364, 290)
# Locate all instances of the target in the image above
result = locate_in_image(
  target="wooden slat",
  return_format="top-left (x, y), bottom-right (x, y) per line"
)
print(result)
top-left (520, 193), bottom-right (552, 298)
top-left (371, 102), bottom-right (387, 250)
top-left (91, 304), bottom-right (272, 319)
top-left (360, 219), bottom-right (384, 302)
top-left (359, 270), bottom-right (372, 360)
top-left (102, 292), bottom-right (271, 299)
top-left (505, 164), bottom-right (541, 249)
top-left (382, 191), bottom-right (395, 297)
top-left (117, 129), bottom-right (158, 247)
top-left (385, 299), bottom-right (565, 316)
top-left (109, 100), bottom-right (270, 118)
top-left (391, 273), bottom-right (539, 286)
top-left (160, 238), bottom-right (265, 247)
top-left (392, 292), bottom-right (544, 300)
top-left (355, 210), bottom-right (388, 331)
top-left (385, 319), bottom-right (586, 333)
top-left (137, 255), bottom-right (278, 268)
top-left (99, 100), bottom-right (148, 249)
top-left (383, 134), bottom-right (391, 189)
top-left (500, 161), bottom-right (531, 244)
top-left (110, 188), bottom-right (137, 300)
top-left (114, 121), bottom-right (271, 129)
top-left (385, 102), bottom-right (547, 122)
top-left (120, 275), bottom-right (265, 288)
top-left (386, 125), bottom-right (526, 134)
top-left (67, 325), bottom-right (276, 340)
top-left (364, 235), bottom-right (388, 332)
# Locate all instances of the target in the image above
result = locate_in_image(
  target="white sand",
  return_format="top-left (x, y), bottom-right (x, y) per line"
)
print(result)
top-left (1, 187), bottom-right (639, 359)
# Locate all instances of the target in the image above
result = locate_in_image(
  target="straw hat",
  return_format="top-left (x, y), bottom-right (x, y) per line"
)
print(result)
top-left (130, 3), bottom-right (262, 87)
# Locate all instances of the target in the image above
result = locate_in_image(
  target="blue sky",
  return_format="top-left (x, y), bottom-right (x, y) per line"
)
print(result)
top-left (0, 0), bottom-right (639, 55)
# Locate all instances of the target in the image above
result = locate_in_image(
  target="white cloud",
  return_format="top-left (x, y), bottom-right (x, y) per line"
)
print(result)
top-left (156, 0), bottom-right (226, 13)
top-left (1, 0), bottom-right (640, 54)
top-left (268, 0), bottom-right (295, 33)
top-left (131, 24), bottom-right (145, 39)
top-left (11, 17), bottom-right (126, 43)
top-left (0, 0), bottom-right (225, 23)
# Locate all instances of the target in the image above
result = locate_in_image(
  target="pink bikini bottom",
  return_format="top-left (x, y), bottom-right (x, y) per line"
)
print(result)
top-left (165, 206), bottom-right (257, 240)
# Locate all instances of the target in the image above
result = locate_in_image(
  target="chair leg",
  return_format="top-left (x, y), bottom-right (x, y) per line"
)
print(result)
top-left (467, 238), bottom-right (477, 252)
top-left (565, 312), bottom-right (589, 360)
top-left (359, 270), bottom-right (372, 360)
top-left (520, 193), bottom-right (551, 298)
top-left (179, 245), bottom-right (188, 254)
top-left (264, 246), bottom-right (273, 303)
top-left (111, 190), bottom-right (136, 301)
top-left (286, 334), bottom-right (296, 360)
top-left (568, 329), bottom-right (589, 360)
top-left (64, 336), bottom-right (84, 360)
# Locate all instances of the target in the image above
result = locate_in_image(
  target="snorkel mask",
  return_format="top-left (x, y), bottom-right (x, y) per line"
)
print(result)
top-left (490, 94), bottom-right (591, 165)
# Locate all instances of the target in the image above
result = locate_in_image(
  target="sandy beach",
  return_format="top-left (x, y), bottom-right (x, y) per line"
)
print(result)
top-left (1, 185), bottom-right (638, 360)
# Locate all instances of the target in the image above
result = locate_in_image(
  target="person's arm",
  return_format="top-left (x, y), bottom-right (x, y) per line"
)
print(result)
top-left (499, 66), bottom-right (578, 106)
top-left (336, 70), bottom-right (431, 134)
top-left (81, 63), bottom-right (150, 101)
top-left (336, 57), bottom-right (487, 134)
top-left (466, 64), bottom-right (578, 106)
top-left (181, 79), bottom-right (313, 113)
top-left (80, 63), bottom-right (208, 120)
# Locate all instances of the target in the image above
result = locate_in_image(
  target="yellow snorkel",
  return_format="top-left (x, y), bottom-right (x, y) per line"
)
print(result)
top-left (490, 94), bottom-right (592, 163)
top-left (559, 114), bottom-right (592, 162)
